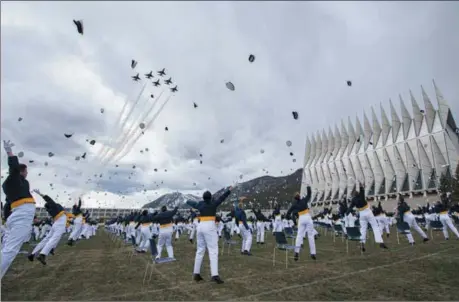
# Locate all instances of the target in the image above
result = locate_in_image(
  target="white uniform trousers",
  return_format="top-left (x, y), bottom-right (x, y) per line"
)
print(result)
top-left (157, 225), bottom-right (174, 258)
top-left (1, 203), bottom-right (35, 278)
top-left (295, 213), bottom-right (316, 255)
top-left (193, 220), bottom-right (219, 277)
top-left (359, 208), bottom-right (383, 244)
top-left (32, 214), bottom-right (67, 256)
top-left (256, 221), bottom-right (265, 243)
top-left (239, 223), bottom-right (252, 252)
top-left (439, 213), bottom-right (459, 239)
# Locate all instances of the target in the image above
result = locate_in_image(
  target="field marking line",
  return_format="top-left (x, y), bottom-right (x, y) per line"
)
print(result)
top-left (231, 246), bottom-right (459, 301)
top-left (98, 243), bottom-right (419, 301)
top-left (226, 243), bottom-right (414, 267)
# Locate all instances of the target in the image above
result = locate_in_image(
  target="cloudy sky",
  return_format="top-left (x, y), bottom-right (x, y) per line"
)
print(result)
top-left (1, 1), bottom-right (458, 209)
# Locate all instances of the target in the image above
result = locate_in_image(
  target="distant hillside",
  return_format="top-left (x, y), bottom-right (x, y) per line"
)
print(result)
top-left (142, 192), bottom-right (200, 209)
top-left (214, 168), bottom-right (303, 211)
top-left (142, 169), bottom-right (303, 210)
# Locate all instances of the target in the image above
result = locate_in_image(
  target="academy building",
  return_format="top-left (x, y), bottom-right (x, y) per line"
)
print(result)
top-left (35, 207), bottom-right (134, 221)
top-left (300, 81), bottom-right (459, 209)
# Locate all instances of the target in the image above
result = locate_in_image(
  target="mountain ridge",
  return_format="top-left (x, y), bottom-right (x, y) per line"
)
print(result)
top-left (142, 168), bottom-right (303, 210)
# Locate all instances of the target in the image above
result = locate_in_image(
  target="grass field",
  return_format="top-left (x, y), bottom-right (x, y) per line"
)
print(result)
top-left (2, 227), bottom-right (459, 301)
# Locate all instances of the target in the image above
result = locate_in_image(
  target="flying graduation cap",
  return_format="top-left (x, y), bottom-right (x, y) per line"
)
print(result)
top-left (89, 140), bottom-right (96, 145)
top-left (73, 20), bottom-right (84, 35)
top-left (18, 151), bottom-right (24, 158)
top-left (193, 102), bottom-right (198, 108)
top-left (347, 80), bottom-right (352, 87)
top-left (18, 117), bottom-right (23, 122)
top-left (248, 54), bottom-right (255, 63)
top-left (165, 127), bottom-right (169, 131)
top-left (64, 133), bottom-right (73, 138)
top-left (131, 60), bottom-right (137, 69)
top-left (292, 111), bottom-right (299, 120)
top-left (139, 123), bottom-right (145, 129)
top-left (225, 82), bottom-right (235, 91)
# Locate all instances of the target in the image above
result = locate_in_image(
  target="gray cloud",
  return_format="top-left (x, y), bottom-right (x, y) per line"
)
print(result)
top-left (1, 1), bottom-right (458, 208)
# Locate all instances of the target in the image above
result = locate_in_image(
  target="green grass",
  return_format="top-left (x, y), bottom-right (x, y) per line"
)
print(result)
top-left (2, 227), bottom-right (459, 301)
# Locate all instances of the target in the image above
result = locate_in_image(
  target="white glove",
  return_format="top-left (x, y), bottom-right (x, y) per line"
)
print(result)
top-left (32, 189), bottom-right (42, 195)
top-left (3, 140), bottom-right (14, 153)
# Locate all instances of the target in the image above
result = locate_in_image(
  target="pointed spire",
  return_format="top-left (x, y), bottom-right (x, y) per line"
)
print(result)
top-left (363, 111), bottom-right (372, 149)
top-left (371, 106), bottom-right (382, 146)
top-left (334, 124), bottom-right (341, 153)
top-left (340, 118), bottom-right (349, 149)
top-left (315, 130), bottom-right (322, 156)
top-left (433, 80), bottom-right (450, 128)
top-left (399, 94), bottom-right (411, 139)
top-left (421, 85), bottom-right (435, 133)
top-left (347, 116), bottom-right (356, 141)
top-left (309, 135), bottom-right (317, 166)
top-left (380, 102), bottom-right (391, 145)
top-left (328, 126), bottom-right (335, 153)
top-left (389, 99), bottom-right (401, 143)
top-left (410, 90), bottom-right (423, 136)
top-left (355, 115), bottom-right (363, 138)
top-left (304, 136), bottom-right (312, 167)
top-left (321, 128), bottom-right (329, 155)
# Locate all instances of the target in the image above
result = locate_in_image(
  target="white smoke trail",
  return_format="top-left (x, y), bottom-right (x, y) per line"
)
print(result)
top-left (110, 94), bottom-right (173, 163)
top-left (74, 81), bottom-right (149, 195)
top-left (102, 90), bottom-right (165, 164)
top-left (98, 80), bottom-right (149, 163)
top-left (93, 81), bottom-right (146, 164)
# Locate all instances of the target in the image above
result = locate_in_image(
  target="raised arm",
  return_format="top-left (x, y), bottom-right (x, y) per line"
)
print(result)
top-left (214, 188), bottom-right (232, 206)
top-left (7, 156), bottom-right (21, 176)
top-left (358, 185), bottom-right (365, 201)
top-left (169, 206), bottom-right (179, 217)
top-left (42, 195), bottom-right (56, 205)
top-left (33, 189), bottom-right (55, 205)
top-left (186, 200), bottom-right (199, 209)
top-left (285, 203), bottom-right (296, 219)
top-left (305, 186), bottom-right (312, 201)
top-left (346, 199), bottom-right (356, 215)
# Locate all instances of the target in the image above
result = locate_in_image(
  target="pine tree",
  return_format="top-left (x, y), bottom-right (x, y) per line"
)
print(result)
top-left (451, 163), bottom-right (459, 203)
top-left (438, 173), bottom-right (453, 194)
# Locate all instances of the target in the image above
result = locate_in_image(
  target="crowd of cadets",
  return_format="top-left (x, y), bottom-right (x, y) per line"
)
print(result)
top-left (106, 185), bottom-right (459, 274)
top-left (1, 192), bottom-right (99, 267)
top-left (2, 139), bottom-right (459, 282)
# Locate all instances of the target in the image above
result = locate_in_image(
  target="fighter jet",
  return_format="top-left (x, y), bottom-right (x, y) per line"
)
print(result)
top-left (153, 80), bottom-right (161, 87)
top-left (145, 71), bottom-right (153, 79)
top-left (157, 68), bottom-right (166, 76)
top-left (132, 73), bottom-right (141, 81)
top-left (170, 86), bottom-right (178, 93)
top-left (164, 77), bottom-right (172, 85)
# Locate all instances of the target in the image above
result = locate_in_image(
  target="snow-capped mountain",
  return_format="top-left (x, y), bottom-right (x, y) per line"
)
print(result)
top-left (142, 168), bottom-right (303, 210)
top-left (142, 192), bottom-right (200, 209)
